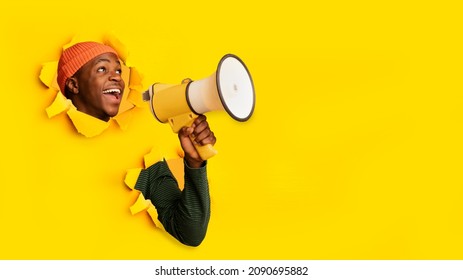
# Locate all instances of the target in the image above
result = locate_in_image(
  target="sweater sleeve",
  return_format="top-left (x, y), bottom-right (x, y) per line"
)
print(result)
top-left (134, 159), bottom-right (211, 246)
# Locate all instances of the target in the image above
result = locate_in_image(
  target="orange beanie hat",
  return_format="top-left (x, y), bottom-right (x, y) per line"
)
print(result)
top-left (57, 41), bottom-right (118, 94)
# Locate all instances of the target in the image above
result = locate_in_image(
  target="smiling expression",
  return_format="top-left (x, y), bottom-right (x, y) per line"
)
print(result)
top-left (70, 52), bottom-right (125, 121)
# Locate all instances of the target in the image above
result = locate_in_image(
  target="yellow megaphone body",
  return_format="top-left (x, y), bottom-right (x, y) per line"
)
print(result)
top-left (143, 54), bottom-right (255, 160)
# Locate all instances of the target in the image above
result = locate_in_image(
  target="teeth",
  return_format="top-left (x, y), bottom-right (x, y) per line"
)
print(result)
top-left (102, 89), bottom-right (121, 94)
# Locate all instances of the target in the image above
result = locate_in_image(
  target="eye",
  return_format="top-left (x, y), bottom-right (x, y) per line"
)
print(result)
top-left (97, 67), bottom-right (106, 73)
top-left (116, 69), bottom-right (122, 75)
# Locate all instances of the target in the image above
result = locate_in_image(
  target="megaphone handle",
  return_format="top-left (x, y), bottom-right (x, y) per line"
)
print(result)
top-left (192, 142), bottom-right (218, 161)
top-left (169, 113), bottom-right (218, 161)
top-left (187, 120), bottom-right (218, 161)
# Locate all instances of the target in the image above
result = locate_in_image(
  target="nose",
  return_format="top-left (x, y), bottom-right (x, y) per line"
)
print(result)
top-left (109, 72), bottom-right (122, 82)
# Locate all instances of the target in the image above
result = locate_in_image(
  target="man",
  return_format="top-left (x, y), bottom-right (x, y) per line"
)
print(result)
top-left (57, 41), bottom-right (215, 246)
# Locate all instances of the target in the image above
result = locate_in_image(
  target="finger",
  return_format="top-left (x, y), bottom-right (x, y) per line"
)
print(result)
top-left (179, 126), bottom-right (194, 137)
top-left (200, 134), bottom-right (216, 146)
top-left (192, 121), bottom-right (209, 137)
top-left (178, 127), bottom-right (194, 145)
top-left (192, 115), bottom-right (207, 129)
top-left (195, 130), bottom-right (216, 146)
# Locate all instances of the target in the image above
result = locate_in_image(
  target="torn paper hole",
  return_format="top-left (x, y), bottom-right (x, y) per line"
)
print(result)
top-left (147, 205), bottom-right (165, 230)
top-left (67, 106), bottom-right (111, 138)
top-left (124, 168), bottom-right (142, 191)
top-left (46, 91), bottom-right (72, 118)
top-left (129, 192), bottom-right (150, 215)
top-left (39, 31), bottom-right (144, 137)
top-left (125, 147), bottom-right (183, 229)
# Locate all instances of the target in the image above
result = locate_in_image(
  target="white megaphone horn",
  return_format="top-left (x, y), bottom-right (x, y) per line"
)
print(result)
top-left (142, 54), bottom-right (256, 160)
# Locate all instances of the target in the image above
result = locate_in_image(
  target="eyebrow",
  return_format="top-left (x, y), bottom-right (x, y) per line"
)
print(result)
top-left (95, 58), bottom-right (121, 65)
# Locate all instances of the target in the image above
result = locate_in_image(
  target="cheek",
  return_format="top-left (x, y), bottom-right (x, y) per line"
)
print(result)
top-left (88, 77), bottom-right (104, 92)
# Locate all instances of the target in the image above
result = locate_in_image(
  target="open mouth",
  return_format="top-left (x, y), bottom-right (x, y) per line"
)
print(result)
top-left (102, 88), bottom-right (122, 100)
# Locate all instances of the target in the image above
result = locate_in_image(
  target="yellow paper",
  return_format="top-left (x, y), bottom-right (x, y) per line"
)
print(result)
top-left (125, 148), bottom-right (185, 230)
top-left (165, 157), bottom-right (185, 190)
top-left (114, 63), bottom-right (135, 116)
top-left (129, 192), bottom-right (150, 215)
top-left (5, 0), bottom-right (463, 260)
top-left (124, 168), bottom-right (142, 190)
top-left (147, 205), bottom-right (164, 230)
top-left (39, 33), bottom-right (144, 137)
top-left (39, 61), bottom-right (59, 90)
top-left (144, 147), bottom-right (180, 168)
top-left (127, 89), bottom-right (145, 108)
top-left (143, 148), bottom-right (163, 168)
top-left (103, 31), bottom-right (130, 65)
top-left (46, 92), bottom-right (72, 118)
top-left (113, 109), bottom-right (134, 131)
top-left (128, 67), bottom-right (144, 91)
top-left (67, 107), bottom-right (111, 137)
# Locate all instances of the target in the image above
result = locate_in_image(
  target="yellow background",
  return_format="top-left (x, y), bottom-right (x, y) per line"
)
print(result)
top-left (1, 0), bottom-right (462, 259)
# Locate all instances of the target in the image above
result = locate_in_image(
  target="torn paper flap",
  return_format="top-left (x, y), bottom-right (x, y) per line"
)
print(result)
top-left (143, 147), bottom-right (164, 168)
top-left (130, 192), bottom-right (150, 215)
top-left (41, 33), bottom-right (144, 137)
top-left (124, 168), bottom-right (142, 190)
top-left (147, 205), bottom-right (164, 230)
top-left (46, 92), bottom-right (72, 118)
top-left (103, 31), bottom-right (130, 65)
top-left (67, 107), bottom-right (111, 137)
top-left (39, 61), bottom-right (59, 90)
top-left (127, 89), bottom-right (145, 108)
top-left (128, 67), bottom-right (144, 92)
top-left (113, 108), bottom-right (134, 131)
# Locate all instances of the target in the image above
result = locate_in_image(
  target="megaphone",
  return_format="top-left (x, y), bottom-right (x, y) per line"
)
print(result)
top-left (142, 54), bottom-right (255, 160)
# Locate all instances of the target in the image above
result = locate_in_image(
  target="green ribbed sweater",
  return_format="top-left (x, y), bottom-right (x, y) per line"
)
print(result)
top-left (134, 160), bottom-right (210, 247)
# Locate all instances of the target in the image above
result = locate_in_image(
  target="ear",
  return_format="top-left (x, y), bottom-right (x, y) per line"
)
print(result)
top-left (65, 77), bottom-right (79, 94)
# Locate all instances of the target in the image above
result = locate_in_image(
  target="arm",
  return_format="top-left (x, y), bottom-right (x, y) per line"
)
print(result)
top-left (135, 160), bottom-right (210, 246)
top-left (136, 115), bottom-right (216, 246)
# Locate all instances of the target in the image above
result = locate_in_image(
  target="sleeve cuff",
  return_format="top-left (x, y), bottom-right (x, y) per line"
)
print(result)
top-left (184, 159), bottom-right (207, 170)
top-left (184, 159), bottom-right (207, 182)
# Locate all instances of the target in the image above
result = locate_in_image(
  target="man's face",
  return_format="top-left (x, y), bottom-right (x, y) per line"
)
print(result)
top-left (73, 52), bottom-right (125, 121)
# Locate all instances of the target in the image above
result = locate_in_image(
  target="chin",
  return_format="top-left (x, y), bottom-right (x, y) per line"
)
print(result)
top-left (108, 110), bottom-right (120, 118)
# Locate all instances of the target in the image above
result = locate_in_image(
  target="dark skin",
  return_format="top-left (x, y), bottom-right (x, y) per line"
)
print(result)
top-left (66, 53), bottom-right (124, 121)
top-left (65, 52), bottom-right (216, 167)
top-left (178, 115), bottom-right (216, 168)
